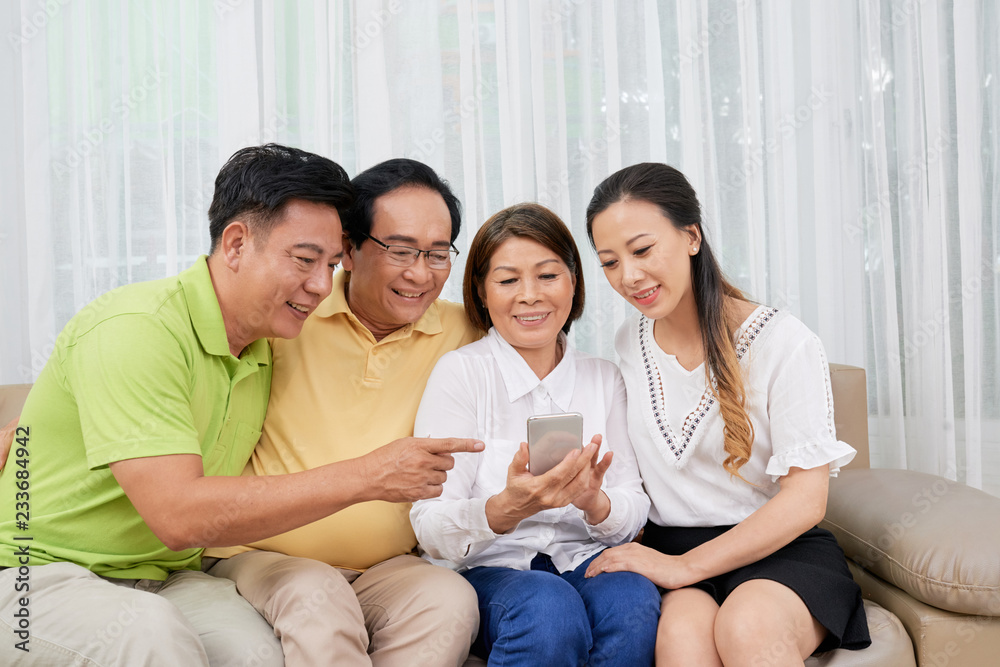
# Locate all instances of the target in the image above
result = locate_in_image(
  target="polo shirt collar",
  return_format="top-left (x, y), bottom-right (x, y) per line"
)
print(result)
top-left (179, 255), bottom-right (270, 366)
top-left (242, 336), bottom-right (271, 367)
top-left (486, 327), bottom-right (576, 410)
top-left (314, 270), bottom-right (444, 337)
top-left (179, 256), bottom-right (231, 358)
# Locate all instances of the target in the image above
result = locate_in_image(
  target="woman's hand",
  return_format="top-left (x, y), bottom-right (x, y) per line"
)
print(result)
top-left (570, 434), bottom-right (614, 524)
top-left (485, 439), bottom-right (601, 534)
top-left (587, 466), bottom-right (832, 589)
top-left (585, 542), bottom-right (700, 589)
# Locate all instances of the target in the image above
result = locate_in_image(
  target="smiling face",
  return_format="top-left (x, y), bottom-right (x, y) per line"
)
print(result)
top-left (234, 198), bottom-right (344, 345)
top-left (341, 186), bottom-right (453, 339)
top-left (483, 236), bottom-right (575, 370)
top-left (589, 198), bottom-right (701, 322)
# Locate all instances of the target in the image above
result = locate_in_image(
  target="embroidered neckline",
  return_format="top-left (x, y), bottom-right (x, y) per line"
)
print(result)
top-left (639, 307), bottom-right (778, 462)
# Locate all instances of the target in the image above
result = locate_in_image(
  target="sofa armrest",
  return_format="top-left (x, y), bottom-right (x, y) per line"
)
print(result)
top-left (821, 469), bottom-right (1000, 616)
top-left (827, 364), bottom-right (870, 469)
top-left (845, 562), bottom-right (1000, 667)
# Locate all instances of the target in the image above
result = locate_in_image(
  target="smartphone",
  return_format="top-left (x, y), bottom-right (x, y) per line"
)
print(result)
top-left (527, 412), bottom-right (584, 475)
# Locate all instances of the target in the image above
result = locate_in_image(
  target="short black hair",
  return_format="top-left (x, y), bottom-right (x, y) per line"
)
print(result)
top-left (208, 143), bottom-right (354, 253)
top-left (342, 158), bottom-right (461, 248)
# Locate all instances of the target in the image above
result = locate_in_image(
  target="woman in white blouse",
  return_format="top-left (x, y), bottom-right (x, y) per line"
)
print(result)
top-left (410, 203), bottom-right (660, 666)
top-left (584, 163), bottom-right (871, 666)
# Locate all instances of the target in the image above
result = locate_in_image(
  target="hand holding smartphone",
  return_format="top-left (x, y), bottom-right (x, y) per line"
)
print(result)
top-left (526, 412), bottom-right (583, 475)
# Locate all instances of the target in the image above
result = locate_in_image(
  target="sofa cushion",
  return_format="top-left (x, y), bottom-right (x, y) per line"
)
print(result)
top-left (808, 600), bottom-right (914, 666)
top-left (823, 469), bottom-right (1000, 616)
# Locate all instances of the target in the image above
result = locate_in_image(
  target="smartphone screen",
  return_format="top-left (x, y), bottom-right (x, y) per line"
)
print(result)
top-left (527, 412), bottom-right (583, 475)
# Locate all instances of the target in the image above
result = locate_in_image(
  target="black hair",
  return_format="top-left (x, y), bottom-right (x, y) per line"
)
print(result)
top-left (586, 163), bottom-right (754, 480)
top-left (342, 158), bottom-right (461, 248)
top-left (208, 143), bottom-right (354, 252)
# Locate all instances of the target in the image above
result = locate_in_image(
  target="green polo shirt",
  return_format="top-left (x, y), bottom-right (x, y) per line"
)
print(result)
top-left (0, 256), bottom-right (271, 580)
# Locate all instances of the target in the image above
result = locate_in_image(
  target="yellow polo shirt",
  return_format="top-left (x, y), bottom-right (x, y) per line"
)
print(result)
top-left (207, 270), bottom-right (479, 570)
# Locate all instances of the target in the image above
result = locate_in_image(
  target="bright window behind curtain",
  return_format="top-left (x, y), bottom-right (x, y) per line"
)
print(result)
top-left (1, 0), bottom-right (997, 495)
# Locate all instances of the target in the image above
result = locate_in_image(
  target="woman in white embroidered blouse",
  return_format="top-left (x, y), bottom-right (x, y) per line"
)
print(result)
top-left (410, 203), bottom-right (660, 666)
top-left (583, 163), bottom-right (871, 666)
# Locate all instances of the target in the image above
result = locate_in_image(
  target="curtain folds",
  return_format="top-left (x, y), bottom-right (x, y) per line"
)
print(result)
top-left (1, 0), bottom-right (996, 494)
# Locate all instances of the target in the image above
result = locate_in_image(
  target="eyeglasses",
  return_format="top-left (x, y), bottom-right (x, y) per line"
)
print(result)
top-left (360, 232), bottom-right (459, 269)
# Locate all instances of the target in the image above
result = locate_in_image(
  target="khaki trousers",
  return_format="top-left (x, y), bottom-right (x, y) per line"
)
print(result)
top-left (207, 551), bottom-right (478, 667)
top-left (0, 561), bottom-right (282, 666)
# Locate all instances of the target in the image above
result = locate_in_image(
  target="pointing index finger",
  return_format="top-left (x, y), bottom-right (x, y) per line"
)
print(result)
top-left (425, 438), bottom-right (485, 454)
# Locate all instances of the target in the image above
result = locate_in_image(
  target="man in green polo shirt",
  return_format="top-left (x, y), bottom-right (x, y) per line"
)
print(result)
top-left (0, 144), bottom-right (481, 666)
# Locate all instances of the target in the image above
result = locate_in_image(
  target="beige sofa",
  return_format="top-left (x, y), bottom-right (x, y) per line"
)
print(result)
top-left (817, 366), bottom-right (1000, 666)
top-left (3, 367), bottom-right (998, 666)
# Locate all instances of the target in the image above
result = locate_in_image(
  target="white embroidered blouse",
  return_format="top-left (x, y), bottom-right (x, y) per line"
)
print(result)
top-left (616, 305), bottom-right (857, 528)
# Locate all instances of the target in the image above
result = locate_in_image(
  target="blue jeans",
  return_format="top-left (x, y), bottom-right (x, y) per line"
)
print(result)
top-left (462, 551), bottom-right (659, 666)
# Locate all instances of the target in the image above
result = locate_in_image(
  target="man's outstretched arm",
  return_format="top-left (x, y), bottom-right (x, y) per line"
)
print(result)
top-left (111, 436), bottom-right (484, 550)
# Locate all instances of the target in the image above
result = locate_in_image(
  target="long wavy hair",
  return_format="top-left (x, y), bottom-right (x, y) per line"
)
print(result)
top-left (585, 163), bottom-right (755, 480)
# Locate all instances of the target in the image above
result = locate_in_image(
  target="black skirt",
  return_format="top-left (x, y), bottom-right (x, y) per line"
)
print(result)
top-left (642, 522), bottom-right (871, 653)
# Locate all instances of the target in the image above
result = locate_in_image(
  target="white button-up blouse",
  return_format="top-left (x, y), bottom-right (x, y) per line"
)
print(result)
top-left (410, 328), bottom-right (650, 574)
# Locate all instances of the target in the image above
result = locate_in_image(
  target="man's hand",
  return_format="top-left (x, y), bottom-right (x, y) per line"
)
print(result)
top-left (485, 439), bottom-right (602, 534)
top-left (0, 416), bottom-right (18, 472)
top-left (359, 437), bottom-right (485, 503)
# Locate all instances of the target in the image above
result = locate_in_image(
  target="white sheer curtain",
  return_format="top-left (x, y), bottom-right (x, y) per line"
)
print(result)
top-left (1, 1), bottom-right (997, 494)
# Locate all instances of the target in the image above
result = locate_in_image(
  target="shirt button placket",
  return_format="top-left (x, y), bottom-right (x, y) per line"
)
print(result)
top-left (531, 388), bottom-right (549, 416)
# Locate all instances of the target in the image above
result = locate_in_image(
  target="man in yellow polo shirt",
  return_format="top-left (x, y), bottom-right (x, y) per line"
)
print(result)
top-left (206, 159), bottom-right (483, 666)
top-left (0, 147), bottom-right (481, 667)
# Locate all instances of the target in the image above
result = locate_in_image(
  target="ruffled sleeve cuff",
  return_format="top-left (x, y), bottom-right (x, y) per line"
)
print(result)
top-left (765, 439), bottom-right (857, 482)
